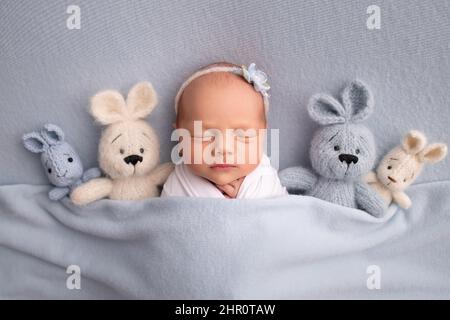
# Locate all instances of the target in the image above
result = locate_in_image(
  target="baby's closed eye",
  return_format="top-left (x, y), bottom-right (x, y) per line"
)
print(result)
top-left (234, 129), bottom-right (258, 143)
top-left (192, 129), bottom-right (258, 143)
top-left (193, 130), bottom-right (216, 142)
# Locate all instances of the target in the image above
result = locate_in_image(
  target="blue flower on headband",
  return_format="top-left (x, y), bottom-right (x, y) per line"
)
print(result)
top-left (242, 63), bottom-right (270, 98)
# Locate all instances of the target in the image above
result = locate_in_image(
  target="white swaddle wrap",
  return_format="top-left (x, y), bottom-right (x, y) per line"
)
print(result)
top-left (161, 154), bottom-right (287, 199)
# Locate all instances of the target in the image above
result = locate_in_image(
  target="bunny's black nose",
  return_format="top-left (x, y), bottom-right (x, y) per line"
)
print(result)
top-left (124, 155), bottom-right (143, 166)
top-left (339, 154), bottom-right (358, 165)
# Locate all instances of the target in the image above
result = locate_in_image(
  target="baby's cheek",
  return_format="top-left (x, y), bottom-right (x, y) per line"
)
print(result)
top-left (187, 140), bottom-right (211, 164)
top-left (236, 163), bottom-right (259, 177)
top-left (235, 139), bottom-right (263, 165)
top-left (186, 163), bottom-right (209, 178)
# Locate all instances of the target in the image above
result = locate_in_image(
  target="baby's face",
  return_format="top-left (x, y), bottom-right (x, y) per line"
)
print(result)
top-left (176, 73), bottom-right (267, 186)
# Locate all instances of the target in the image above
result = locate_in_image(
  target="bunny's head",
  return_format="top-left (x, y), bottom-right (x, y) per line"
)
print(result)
top-left (376, 130), bottom-right (447, 192)
top-left (90, 82), bottom-right (160, 179)
top-left (308, 80), bottom-right (376, 180)
top-left (23, 124), bottom-right (84, 187)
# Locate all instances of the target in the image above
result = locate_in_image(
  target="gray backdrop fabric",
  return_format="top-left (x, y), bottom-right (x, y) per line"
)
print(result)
top-left (1, 0), bottom-right (449, 184)
top-left (1, 0), bottom-right (450, 300)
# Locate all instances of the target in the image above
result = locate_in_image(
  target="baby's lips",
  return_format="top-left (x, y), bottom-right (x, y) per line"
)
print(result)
top-left (210, 163), bottom-right (237, 169)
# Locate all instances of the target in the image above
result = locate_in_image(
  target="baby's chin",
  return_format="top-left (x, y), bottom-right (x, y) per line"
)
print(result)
top-left (207, 172), bottom-right (240, 186)
top-left (187, 164), bottom-right (247, 186)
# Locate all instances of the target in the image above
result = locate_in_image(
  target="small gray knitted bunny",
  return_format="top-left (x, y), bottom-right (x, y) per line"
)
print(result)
top-left (23, 124), bottom-right (101, 201)
top-left (279, 80), bottom-right (386, 217)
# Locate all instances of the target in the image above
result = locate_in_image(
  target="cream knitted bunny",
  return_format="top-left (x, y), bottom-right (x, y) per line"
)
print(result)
top-left (365, 130), bottom-right (447, 209)
top-left (70, 82), bottom-right (173, 205)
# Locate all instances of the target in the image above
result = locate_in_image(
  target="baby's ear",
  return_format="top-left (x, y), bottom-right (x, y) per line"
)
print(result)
top-left (402, 130), bottom-right (427, 155)
top-left (126, 82), bottom-right (158, 120)
top-left (23, 131), bottom-right (47, 153)
top-left (307, 93), bottom-right (347, 125)
top-left (41, 124), bottom-right (64, 145)
top-left (418, 143), bottom-right (448, 164)
top-left (90, 90), bottom-right (127, 125)
top-left (341, 80), bottom-right (374, 123)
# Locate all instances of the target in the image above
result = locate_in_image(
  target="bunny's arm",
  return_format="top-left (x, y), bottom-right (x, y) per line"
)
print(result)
top-left (148, 162), bottom-right (175, 186)
top-left (363, 171), bottom-right (378, 184)
top-left (392, 191), bottom-right (411, 209)
top-left (278, 166), bottom-right (317, 194)
top-left (355, 181), bottom-right (387, 218)
top-left (49, 187), bottom-right (70, 201)
top-left (82, 167), bottom-right (102, 182)
top-left (70, 178), bottom-right (113, 205)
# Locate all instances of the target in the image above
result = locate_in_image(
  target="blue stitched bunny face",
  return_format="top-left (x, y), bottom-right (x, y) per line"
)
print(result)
top-left (40, 143), bottom-right (83, 187)
top-left (310, 123), bottom-right (375, 179)
top-left (23, 124), bottom-right (84, 187)
top-left (307, 80), bottom-right (376, 180)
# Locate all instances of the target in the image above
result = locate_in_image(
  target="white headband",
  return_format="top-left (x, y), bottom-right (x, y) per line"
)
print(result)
top-left (174, 63), bottom-right (270, 116)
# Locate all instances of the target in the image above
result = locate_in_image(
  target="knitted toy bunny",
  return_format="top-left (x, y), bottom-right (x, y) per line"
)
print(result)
top-left (279, 80), bottom-right (386, 217)
top-left (23, 124), bottom-right (102, 201)
top-left (364, 130), bottom-right (447, 209)
top-left (70, 82), bottom-right (174, 205)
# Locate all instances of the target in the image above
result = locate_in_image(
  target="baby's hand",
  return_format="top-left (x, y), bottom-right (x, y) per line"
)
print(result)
top-left (216, 177), bottom-right (245, 198)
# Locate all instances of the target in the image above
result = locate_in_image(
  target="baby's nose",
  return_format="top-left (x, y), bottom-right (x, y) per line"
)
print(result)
top-left (214, 132), bottom-right (234, 155)
top-left (124, 154), bottom-right (143, 166)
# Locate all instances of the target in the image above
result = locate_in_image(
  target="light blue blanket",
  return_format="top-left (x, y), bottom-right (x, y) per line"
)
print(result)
top-left (0, 181), bottom-right (449, 299)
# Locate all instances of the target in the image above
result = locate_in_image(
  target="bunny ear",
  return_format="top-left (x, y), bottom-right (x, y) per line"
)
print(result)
top-left (126, 81), bottom-right (158, 120)
top-left (402, 130), bottom-right (427, 155)
top-left (23, 132), bottom-right (47, 153)
top-left (341, 80), bottom-right (374, 123)
top-left (307, 94), bottom-right (347, 125)
top-left (90, 90), bottom-right (127, 125)
top-left (418, 143), bottom-right (448, 164)
top-left (41, 123), bottom-right (64, 145)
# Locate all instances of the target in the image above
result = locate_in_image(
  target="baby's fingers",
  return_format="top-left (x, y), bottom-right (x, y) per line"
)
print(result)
top-left (229, 177), bottom-right (244, 188)
top-left (216, 183), bottom-right (235, 198)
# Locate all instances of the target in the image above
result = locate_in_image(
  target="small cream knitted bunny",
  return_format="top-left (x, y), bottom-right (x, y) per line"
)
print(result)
top-left (365, 130), bottom-right (447, 209)
top-left (70, 82), bottom-right (173, 205)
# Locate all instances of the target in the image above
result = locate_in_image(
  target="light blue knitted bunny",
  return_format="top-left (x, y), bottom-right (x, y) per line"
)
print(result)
top-left (279, 80), bottom-right (387, 217)
top-left (23, 124), bottom-right (101, 201)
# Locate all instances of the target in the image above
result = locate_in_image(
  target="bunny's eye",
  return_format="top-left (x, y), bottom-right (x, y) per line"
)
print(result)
top-left (387, 166), bottom-right (392, 170)
top-left (355, 149), bottom-right (360, 154)
top-left (120, 149), bottom-right (125, 155)
top-left (140, 148), bottom-right (144, 154)
top-left (334, 145), bottom-right (340, 151)
top-left (68, 157), bottom-right (73, 163)
top-left (48, 168), bottom-right (52, 174)
top-left (403, 178), bottom-right (407, 182)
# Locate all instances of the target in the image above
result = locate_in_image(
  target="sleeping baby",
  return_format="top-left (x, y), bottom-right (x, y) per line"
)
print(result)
top-left (161, 62), bottom-right (287, 199)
